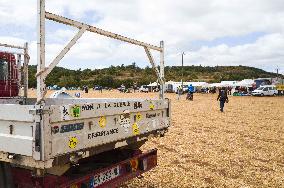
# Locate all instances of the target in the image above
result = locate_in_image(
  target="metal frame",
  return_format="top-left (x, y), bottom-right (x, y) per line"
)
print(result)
top-left (37, 0), bottom-right (165, 103)
top-left (0, 43), bottom-right (29, 99)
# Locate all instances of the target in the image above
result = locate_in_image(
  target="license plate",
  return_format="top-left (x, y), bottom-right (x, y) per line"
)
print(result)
top-left (93, 166), bottom-right (120, 187)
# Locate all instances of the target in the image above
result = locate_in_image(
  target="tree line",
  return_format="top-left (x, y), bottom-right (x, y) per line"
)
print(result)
top-left (27, 63), bottom-right (280, 88)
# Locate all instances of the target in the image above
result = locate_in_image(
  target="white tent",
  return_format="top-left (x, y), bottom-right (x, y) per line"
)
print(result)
top-left (183, 82), bottom-right (208, 87)
top-left (236, 79), bottom-right (254, 87)
top-left (210, 83), bottom-right (222, 87)
top-left (220, 81), bottom-right (237, 87)
top-left (147, 82), bottom-right (159, 92)
top-left (148, 82), bottom-right (159, 87)
top-left (165, 81), bottom-right (209, 92)
top-left (200, 82), bottom-right (210, 88)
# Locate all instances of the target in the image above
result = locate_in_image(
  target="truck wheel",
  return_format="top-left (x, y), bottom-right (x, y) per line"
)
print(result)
top-left (0, 162), bottom-right (14, 188)
top-left (261, 93), bottom-right (264, 97)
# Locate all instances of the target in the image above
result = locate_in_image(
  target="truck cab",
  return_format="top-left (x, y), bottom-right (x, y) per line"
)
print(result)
top-left (0, 52), bottom-right (19, 97)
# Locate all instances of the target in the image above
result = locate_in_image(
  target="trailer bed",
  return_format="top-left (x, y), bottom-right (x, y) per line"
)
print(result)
top-left (0, 98), bottom-right (170, 170)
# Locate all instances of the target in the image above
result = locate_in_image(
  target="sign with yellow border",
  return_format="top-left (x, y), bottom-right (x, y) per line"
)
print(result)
top-left (276, 85), bottom-right (284, 91)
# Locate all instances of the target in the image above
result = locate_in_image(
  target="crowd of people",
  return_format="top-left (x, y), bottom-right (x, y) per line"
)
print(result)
top-left (176, 85), bottom-right (230, 112)
top-left (81, 83), bottom-right (282, 113)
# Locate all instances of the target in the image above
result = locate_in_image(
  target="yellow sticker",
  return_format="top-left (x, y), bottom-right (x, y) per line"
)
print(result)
top-left (99, 116), bottom-right (107, 128)
top-left (136, 112), bottom-right (142, 121)
top-left (69, 137), bottom-right (78, 149)
top-left (149, 102), bottom-right (155, 110)
top-left (132, 123), bottom-right (140, 135)
top-left (70, 105), bottom-right (81, 118)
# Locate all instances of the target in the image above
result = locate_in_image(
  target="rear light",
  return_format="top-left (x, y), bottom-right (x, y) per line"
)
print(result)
top-left (129, 158), bottom-right (139, 171)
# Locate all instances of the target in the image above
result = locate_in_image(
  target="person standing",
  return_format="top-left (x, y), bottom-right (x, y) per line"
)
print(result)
top-left (188, 84), bottom-right (194, 101)
top-left (121, 84), bottom-right (126, 93)
top-left (133, 82), bottom-right (137, 93)
top-left (84, 86), bottom-right (89, 93)
top-left (217, 87), bottom-right (229, 112)
top-left (177, 86), bottom-right (182, 100)
top-left (228, 86), bottom-right (232, 95)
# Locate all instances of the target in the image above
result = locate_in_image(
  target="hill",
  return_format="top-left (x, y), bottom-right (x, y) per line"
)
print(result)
top-left (27, 64), bottom-right (281, 88)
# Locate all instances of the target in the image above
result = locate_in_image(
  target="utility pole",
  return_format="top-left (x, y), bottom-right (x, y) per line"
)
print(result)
top-left (276, 66), bottom-right (279, 81)
top-left (181, 52), bottom-right (185, 88)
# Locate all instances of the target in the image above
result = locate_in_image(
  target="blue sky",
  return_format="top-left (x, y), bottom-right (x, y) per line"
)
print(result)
top-left (0, 0), bottom-right (283, 75)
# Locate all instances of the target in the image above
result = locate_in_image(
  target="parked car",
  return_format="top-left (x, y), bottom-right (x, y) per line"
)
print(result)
top-left (175, 85), bottom-right (190, 94)
top-left (118, 84), bottom-right (127, 92)
top-left (252, 85), bottom-right (278, 96)
top-left (94, 85), bottom-right (103, 90)
top-left (139, 85), bottom-right (149, 93)
top-left (182, 85), bottom-right (189, 93)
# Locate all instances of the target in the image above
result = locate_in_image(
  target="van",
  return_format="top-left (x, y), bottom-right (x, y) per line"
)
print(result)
top-left (252, 85), bottom-right (278, 96)
top-left (139, 85), bottom-right (149, 93)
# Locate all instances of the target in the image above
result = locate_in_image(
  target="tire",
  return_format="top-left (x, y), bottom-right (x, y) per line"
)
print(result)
top-left (0, 162), bottom-right (14, 188)
top-left (273, 93), bottom-right (277, 96)
top-left (261, 93), bottom-right (264, 97)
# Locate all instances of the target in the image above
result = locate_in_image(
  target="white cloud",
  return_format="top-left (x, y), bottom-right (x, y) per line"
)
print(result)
top-left (0, 0), bottom-right (283, 74)
top-left (0, 36), bottom-right (27, 46)
top-left (0, 0), bottom-right (36, 27)
top-left (177, 33), bottom-right (284, 74)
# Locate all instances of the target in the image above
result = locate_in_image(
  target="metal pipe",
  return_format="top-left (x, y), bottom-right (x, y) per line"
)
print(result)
top-left (276, 67), bottom-right (279, 81)
top-left (181, 52), bottom-right (185, 88)
top-left (0, 43), bottom-right (25, 50)
top-left (160, 41), bottom-right (165, 99)
top-left (24, 42), bottom-right (29, 99)
top-left (0, 51), bottom-right (24, 55)
top-left (42, 26), bottom-right (87, 78)
top-left (144, 47), bottom-right (163, 84)
top-left (17, 54), bottom-right (22, 95)
top-left (37, 0), bottom-right (46, 103)
top-left (45, 12), bottom-right (162, 52)
top-left (36, 0), bottom-right (164, 102)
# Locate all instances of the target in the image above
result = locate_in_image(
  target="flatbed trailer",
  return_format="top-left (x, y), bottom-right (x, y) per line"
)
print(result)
top-left (0, 0), bottom-right (170, 187)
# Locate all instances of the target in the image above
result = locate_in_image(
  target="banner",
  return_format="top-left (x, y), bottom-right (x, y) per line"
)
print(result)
top-left (276, 85), bottom-right (284, 91)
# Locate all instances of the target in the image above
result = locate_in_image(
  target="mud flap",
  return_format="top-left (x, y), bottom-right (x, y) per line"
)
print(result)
top-left (0, 162), bottom-right (14, 188)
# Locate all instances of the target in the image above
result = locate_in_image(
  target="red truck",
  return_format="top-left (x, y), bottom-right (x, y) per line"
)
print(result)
top-left (0, 52), bottom-right (19, 97)
top-left (0, 47), bottom-right (162, 188)
top-left (0, 46), bottom-right (162, 188)
top-left (0, 1), bottom-right (169, 187)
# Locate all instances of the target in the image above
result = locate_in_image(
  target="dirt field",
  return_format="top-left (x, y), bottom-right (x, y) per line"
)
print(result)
top-left (31, 90), bottom-right (284, 187)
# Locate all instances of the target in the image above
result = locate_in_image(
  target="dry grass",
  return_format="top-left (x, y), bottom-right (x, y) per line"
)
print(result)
top-left (30, 90), bottom-right (284, 187)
